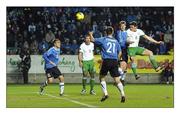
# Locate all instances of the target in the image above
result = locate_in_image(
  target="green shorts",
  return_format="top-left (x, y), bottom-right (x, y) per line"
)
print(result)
top-left (128, 47), bottom-right (145, 56)
top-left (82, 59), bottom-right (95, 74)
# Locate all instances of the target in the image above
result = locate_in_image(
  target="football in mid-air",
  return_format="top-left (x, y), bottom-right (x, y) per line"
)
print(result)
top-left (76, 12), bottom-right (84, 20)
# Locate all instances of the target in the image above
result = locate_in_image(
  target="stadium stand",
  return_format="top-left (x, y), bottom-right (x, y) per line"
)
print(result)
top-left (7, 7), bottom-right (174, 55)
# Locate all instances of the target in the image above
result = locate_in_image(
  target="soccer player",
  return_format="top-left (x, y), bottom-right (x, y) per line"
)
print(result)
top-left (116, 21), bottom-right (130, 84)
top-left (127, 21), bottom-right (164, 78)
top-left (39, 39), bottom-right (64, 96)
top-left (89, 26), bottom-right (125, 103)
top-left (78, 35), bottom-right (96, 95)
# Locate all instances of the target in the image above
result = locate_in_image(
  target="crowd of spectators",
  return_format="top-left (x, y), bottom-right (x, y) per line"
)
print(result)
top-left (7, 7), bottom-right (174, 55)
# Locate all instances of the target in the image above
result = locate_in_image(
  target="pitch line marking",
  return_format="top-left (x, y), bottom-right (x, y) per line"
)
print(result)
top-left (35, 92), bottom-right (97, 108)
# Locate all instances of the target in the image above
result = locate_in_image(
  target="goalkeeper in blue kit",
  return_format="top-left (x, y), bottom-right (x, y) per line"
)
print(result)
top-left (39, 39), bottom-right (64, 96)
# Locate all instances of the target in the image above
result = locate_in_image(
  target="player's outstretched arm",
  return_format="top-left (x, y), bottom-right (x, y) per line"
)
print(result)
top-left (143, 35), bottom-right (164, 45)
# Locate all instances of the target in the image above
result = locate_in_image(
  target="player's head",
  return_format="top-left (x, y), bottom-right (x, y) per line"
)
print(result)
top-left (53, 39), bottom-right (61, 48)
top-left (106, 26), bottom-right (114, 36)
top-left (119, 21), bottom-right (126, 31)
top-left (129, 21), bottom-right (138, 32)
top-left (84, 34), bottom-right (91, 45)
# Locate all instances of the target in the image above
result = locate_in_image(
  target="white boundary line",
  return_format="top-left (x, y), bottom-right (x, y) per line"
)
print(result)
top-left (34, 92), bottom-right (98, 108)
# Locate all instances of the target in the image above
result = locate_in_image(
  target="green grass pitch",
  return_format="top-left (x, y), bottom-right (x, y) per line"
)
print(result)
top-left (7, 84), bottom-right (174, 108)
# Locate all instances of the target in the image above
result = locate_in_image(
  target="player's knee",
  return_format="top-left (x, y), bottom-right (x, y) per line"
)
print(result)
top-left (90, 74), bottom-right (95, 79)
top-left (121, 61), bottom-right (126, 65)
top-left (48, 79), bottom-right (53, 83)
top-left (99, 75), bottom-right (105, 81)
top-left (83, 72), bottom-right (88, 77)
top-left (114, 77), bottom-right (120, 84)
top-left (120, 61), bottom-right (127, 69)
top-left (130, 57), bottom-right (135, 62)
top-left (149, 50), bottom-right (153, 56)
top-left (90, 71), bottom-right (95, 78)
top-left (59, 75), bottom-right (64, 82)
top-left (145, 50), bottom-right (153, 56)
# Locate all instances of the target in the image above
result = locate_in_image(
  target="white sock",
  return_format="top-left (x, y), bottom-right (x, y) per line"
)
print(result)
top-left (59, 82), bottom-right (64, 94)
top-left (118, 68), bottom-right (124, 79)
top-left (100, 81), bottom-right (108, 96)
top-left (117, 82), bottom-right (125, 96)
top-left (121, 72), bottom-right (126, 80)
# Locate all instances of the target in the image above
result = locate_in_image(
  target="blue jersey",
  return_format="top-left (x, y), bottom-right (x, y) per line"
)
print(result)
top-left (94, 36), bottom-right (121, 60)
top-left (43, 47), bottom-right (61, 69)
top-left (116, 30), bottom-right (127, 49)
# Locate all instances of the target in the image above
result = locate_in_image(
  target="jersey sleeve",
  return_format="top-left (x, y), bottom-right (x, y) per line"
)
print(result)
top-left (43, 48), bottom-right (52, 62)
top-left (126, 29), bottom-right (131, 41)
top-left (94, 37), bottom-right (104, 45)
top-left (115, 31), bottom-right (120, 43)
top-left (138, 29), bottom-right (145, 36)
top-left (116, 42), bottom-right (121, 54)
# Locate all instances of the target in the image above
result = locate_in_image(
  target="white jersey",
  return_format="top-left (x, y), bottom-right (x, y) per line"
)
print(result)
top-left (127, 29), bottom-right (145, 47)
top-left (79, 42), bottom-right (94, 61)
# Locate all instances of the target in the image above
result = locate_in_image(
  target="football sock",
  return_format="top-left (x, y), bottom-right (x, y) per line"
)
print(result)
top-left (149, 55), bottom-right (159, 69)
top-left (118, 68), bottom-right (123, 79)
top-left (82, 77), bottom-right (87, 90)
top-left (90, 78), bottom-right (95, 91)
top-left (117, 82), bottom-right (125, 96)
top-left (100, 81), bottom-right (108, 96)
top-left (59, 82), bottom-right (64, 94)
top-left (42, 80), bottom-right (48, 88)
top-left (121, 71), bottom-right (127, 81)
top-left (131, 62), bottom-right (137, 76)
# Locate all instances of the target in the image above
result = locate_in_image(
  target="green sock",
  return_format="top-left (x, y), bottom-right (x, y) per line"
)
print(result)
top-left (131, 63), bottom-right (137, 76)
top-left (90, 78), bottom-right (95, 91)
top-left (82, 77), bottom-right (87, 90)
top-left (149, 56), bottom-right (159, 69)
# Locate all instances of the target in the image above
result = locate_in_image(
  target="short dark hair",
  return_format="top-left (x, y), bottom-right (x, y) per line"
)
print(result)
top-left (129, 21), bottom-right (137, 27)
top-left (53, 38), bottom-right (61, 44)
top-left (85, 34), bottom-right (90, 38)
top-left (106, 26), bottom-right (114, 35)
top-left (119, 21), bottom-right (126, 25)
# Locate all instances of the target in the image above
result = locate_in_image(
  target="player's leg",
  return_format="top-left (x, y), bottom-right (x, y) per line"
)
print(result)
top-left (110, 61), bottom-right (125, 103)
top-left (51, 66), bottom-right (64, 96)
top-left (39, 73), bottom-right (53, 95)
top-left (99, 75), bottom-right (108, 101)
top-left (120, 48), bottom-right (128, 81)
top-left (113, 77), bottom-right (125, 103)
top-left (81, 61), bottom-right (88, 94)
top-left (99, 60), bottom-right (109, 102)
top-left (119, 48), bottom-right (128, 85)
top-left (81, 73), bottom-right (87, 94)
top-left (128, 47), bottom-right (140, 80)
top-left (89, 60), bottom-right (96, 95)
top-left (119, 61), bottom-right (127, 85)
top-left (58, 74), bottom-right (64, 96)
top-left (142, 49), bottom-right (164, 72)
top-left (130, 56), bottom-right (140, 80)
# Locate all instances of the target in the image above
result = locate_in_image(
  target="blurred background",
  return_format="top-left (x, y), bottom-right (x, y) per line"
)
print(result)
top-left (6, 7), bottom-right (174, 84)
